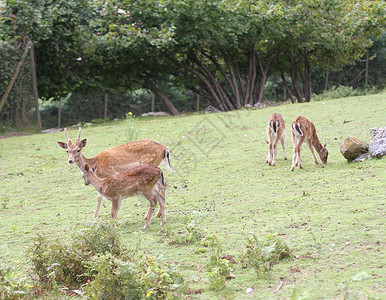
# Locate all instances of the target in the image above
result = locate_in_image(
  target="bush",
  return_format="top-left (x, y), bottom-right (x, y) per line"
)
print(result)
top-left (240, 233), bottom-right (292, 278)
top-left (29, 220), bottom-right (186, 298)
top-left (312, 85), bottom-right (381, 101)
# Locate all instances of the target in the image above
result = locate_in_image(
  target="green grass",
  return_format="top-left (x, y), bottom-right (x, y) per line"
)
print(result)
top-left (0, 93), bottom-right (385, 299)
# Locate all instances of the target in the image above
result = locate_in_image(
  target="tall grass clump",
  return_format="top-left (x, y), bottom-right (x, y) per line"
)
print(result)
top-left (240, 233), bottom-right (292, 278)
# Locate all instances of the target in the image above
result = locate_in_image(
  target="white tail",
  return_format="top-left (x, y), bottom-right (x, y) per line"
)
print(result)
top-left (58, 127), bottom-right (173, 217)
top-left (291, 116), bottom-right (328, 171)
top-left (265, 113), bottom-right (287, 166)
top-left (83, 163), bottom-right (166, 230)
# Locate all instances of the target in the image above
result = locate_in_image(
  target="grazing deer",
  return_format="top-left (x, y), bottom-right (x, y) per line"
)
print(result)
top-left (291, 116), bottom-right (328, 171)
top-left (265, 113), bottom-right (287, 166)
top-left (83, 163), bottom-right (166, 229)
top-left (57, 127), bottom-right (173, 217)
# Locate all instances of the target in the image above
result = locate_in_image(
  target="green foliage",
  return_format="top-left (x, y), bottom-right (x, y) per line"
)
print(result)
top-left (0, 264), bottom-right (30, 299)
top-left (240, 233), bottom-right (292, 278)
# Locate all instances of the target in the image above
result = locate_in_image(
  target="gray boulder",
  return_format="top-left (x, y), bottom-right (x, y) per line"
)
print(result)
top-left (369, 127), bottom-right (386, 158)
top-left (340, 136), bottom-right (369, 161)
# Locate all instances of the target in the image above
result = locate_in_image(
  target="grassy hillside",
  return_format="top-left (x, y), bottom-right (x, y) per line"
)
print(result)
top-left (0, 93), bottom-right (385, 299)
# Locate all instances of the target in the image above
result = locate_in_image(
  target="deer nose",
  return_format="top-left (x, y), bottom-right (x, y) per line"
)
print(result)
top-left (68, 159), bottom-right (74, 164)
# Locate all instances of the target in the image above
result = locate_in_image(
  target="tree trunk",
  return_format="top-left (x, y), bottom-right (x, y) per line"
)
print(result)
top-left (145, 82), bottom-right (179, 115)
top-left (281, 72), bottom-right (295, 104)
top-left (104, 93), bottom-right (108, 119)
top-left (290, 67), bottom-right (304, 103)
top-left (30, 43), bottom-right (42, 131)
top-left (365, 51), bottom-right (369, 85)
top-left (58, 99), bottom-right (62, 128)
top-left (0, 41), bottom-right (31, 114)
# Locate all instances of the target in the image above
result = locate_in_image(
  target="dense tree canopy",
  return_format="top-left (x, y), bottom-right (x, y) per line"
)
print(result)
top-left (1, 0), bottom-right (385, 113)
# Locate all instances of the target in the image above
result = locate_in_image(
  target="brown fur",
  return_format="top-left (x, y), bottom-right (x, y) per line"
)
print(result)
top-left (265, 113), bottom-right (287, 166)
top-left (291, 116), bottom-right (328, 171)
top-left (57, 128), bottom-right (173, 217)
top-left (83, 163), bottom-right (166, 230)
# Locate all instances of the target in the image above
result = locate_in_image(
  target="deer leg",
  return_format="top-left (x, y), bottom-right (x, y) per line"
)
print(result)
top-left (280, 132), bottom-right (287, 160)
top-left (94, 193), bottom-right (103, 218)
top-left (143, 194), bottom-right (157, 230)
top-left (291, 145), bottom-right (297, 171)
top-left (155, 181), bottom-right (166, 218)
top-left (154, 189), bottom-right (166, 226)
top-left (307, 141), bottom-right (319, 164)
top-left (296, 139), bottom-right (305, 169)
top-left (272, 134), bottom-right (282, 166)
top-left (111, 198), bottom-right (122, 219)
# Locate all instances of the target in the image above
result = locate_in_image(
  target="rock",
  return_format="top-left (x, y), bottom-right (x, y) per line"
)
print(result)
top-left (369, 127), bottom-right (386, 158)
top-left (340, 136), bottom-right (369, 161)
top-left (141, 112), bottom-right (170, 117)
top-left (203, 106), bottom-right (220, 113)
top-left (352, 153), bottom-right (371, 162)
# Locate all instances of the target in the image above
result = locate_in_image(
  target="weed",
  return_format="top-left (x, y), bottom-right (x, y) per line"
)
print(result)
top-left (123, 111), bottom-right (139, 141)
top-left (205, 239), bottom-right (232, 291)
top-left (240, 233), bottom-right (292, 278)
top-left (0, 264), bottom-right (30, 299)
top-left (1, 196), bottom-right (9, 209)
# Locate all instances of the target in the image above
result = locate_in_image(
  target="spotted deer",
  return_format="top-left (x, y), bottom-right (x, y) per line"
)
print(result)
top-left (83, 163), bottom-right (166, 229)
top-left (265, 113), bottom-right (287, 166)
top-left (291, 116), bottom-right (328, 171)
top-left (57, 127), bottom-right (173, 217)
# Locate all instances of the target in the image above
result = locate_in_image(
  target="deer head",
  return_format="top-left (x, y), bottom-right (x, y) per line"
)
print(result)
top-left (57, 128), bottom-right (87, 164)
top-left (83, 162), bottom-right (98, 185)
top-left (319, 141), bottom-right (328, 164)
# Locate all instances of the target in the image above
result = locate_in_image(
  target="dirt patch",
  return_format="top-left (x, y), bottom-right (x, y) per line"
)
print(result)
top-left (0, 132), bottom-right (34, 139)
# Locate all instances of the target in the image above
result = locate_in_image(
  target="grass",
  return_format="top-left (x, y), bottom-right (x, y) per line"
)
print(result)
top-left (0, 92), bottom-right (385, 299)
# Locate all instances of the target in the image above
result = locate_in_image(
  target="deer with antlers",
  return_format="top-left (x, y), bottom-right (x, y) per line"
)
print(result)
top-left (265, 113), bottom-right (287, 166)
top-left (83, 163), bottom-right (166, 229)
top-left (57, 127), bottom-right (173, 217)
top-left (291, 116), bottom-right (328, 171)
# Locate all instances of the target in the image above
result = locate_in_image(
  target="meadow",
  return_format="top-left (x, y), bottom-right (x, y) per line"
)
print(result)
top-left (0, 93), bottom-right (385, 299)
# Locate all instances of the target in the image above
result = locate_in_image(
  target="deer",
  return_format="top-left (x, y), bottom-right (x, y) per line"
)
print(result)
top-left (291, 116), bottom-right (328, 171)
top-left (57, 127), bottom-right (173, 218)
top-left (83, 163), bottom-right (166, 229)
top-left (265, 113), bottom-right (287, 166)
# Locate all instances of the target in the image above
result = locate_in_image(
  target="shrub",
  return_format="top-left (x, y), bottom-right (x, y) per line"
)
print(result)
top-left (240, 233), bottom-right (292, 278)
top-left (29, 220), bottom-right (187, 298)
top-left (205, 241), bottom-right (232, 291)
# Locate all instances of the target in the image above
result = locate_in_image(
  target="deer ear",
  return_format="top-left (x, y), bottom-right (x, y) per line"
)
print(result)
top-left (85, 164), bottom-right (89, 171)
top-left (323, 141), bottom-right (327, 148)
top-left (80, 139), bottom-right (87, 148)
top-left (57, 141), bottom-right (68, 149)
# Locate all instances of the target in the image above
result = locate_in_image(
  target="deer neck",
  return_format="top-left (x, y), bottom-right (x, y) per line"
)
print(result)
top-left (77, 153), bottom-right (98, 173)
top-left (87, 171), bottom-right (104, 193)
top-left (311, 134), bottom-right (323, 153)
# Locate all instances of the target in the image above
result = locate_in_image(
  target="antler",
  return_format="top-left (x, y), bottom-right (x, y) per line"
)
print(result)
top-left (76, 127), bottom-right (82, 142)
top-left (64, 128), bottom-right (72, 144)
